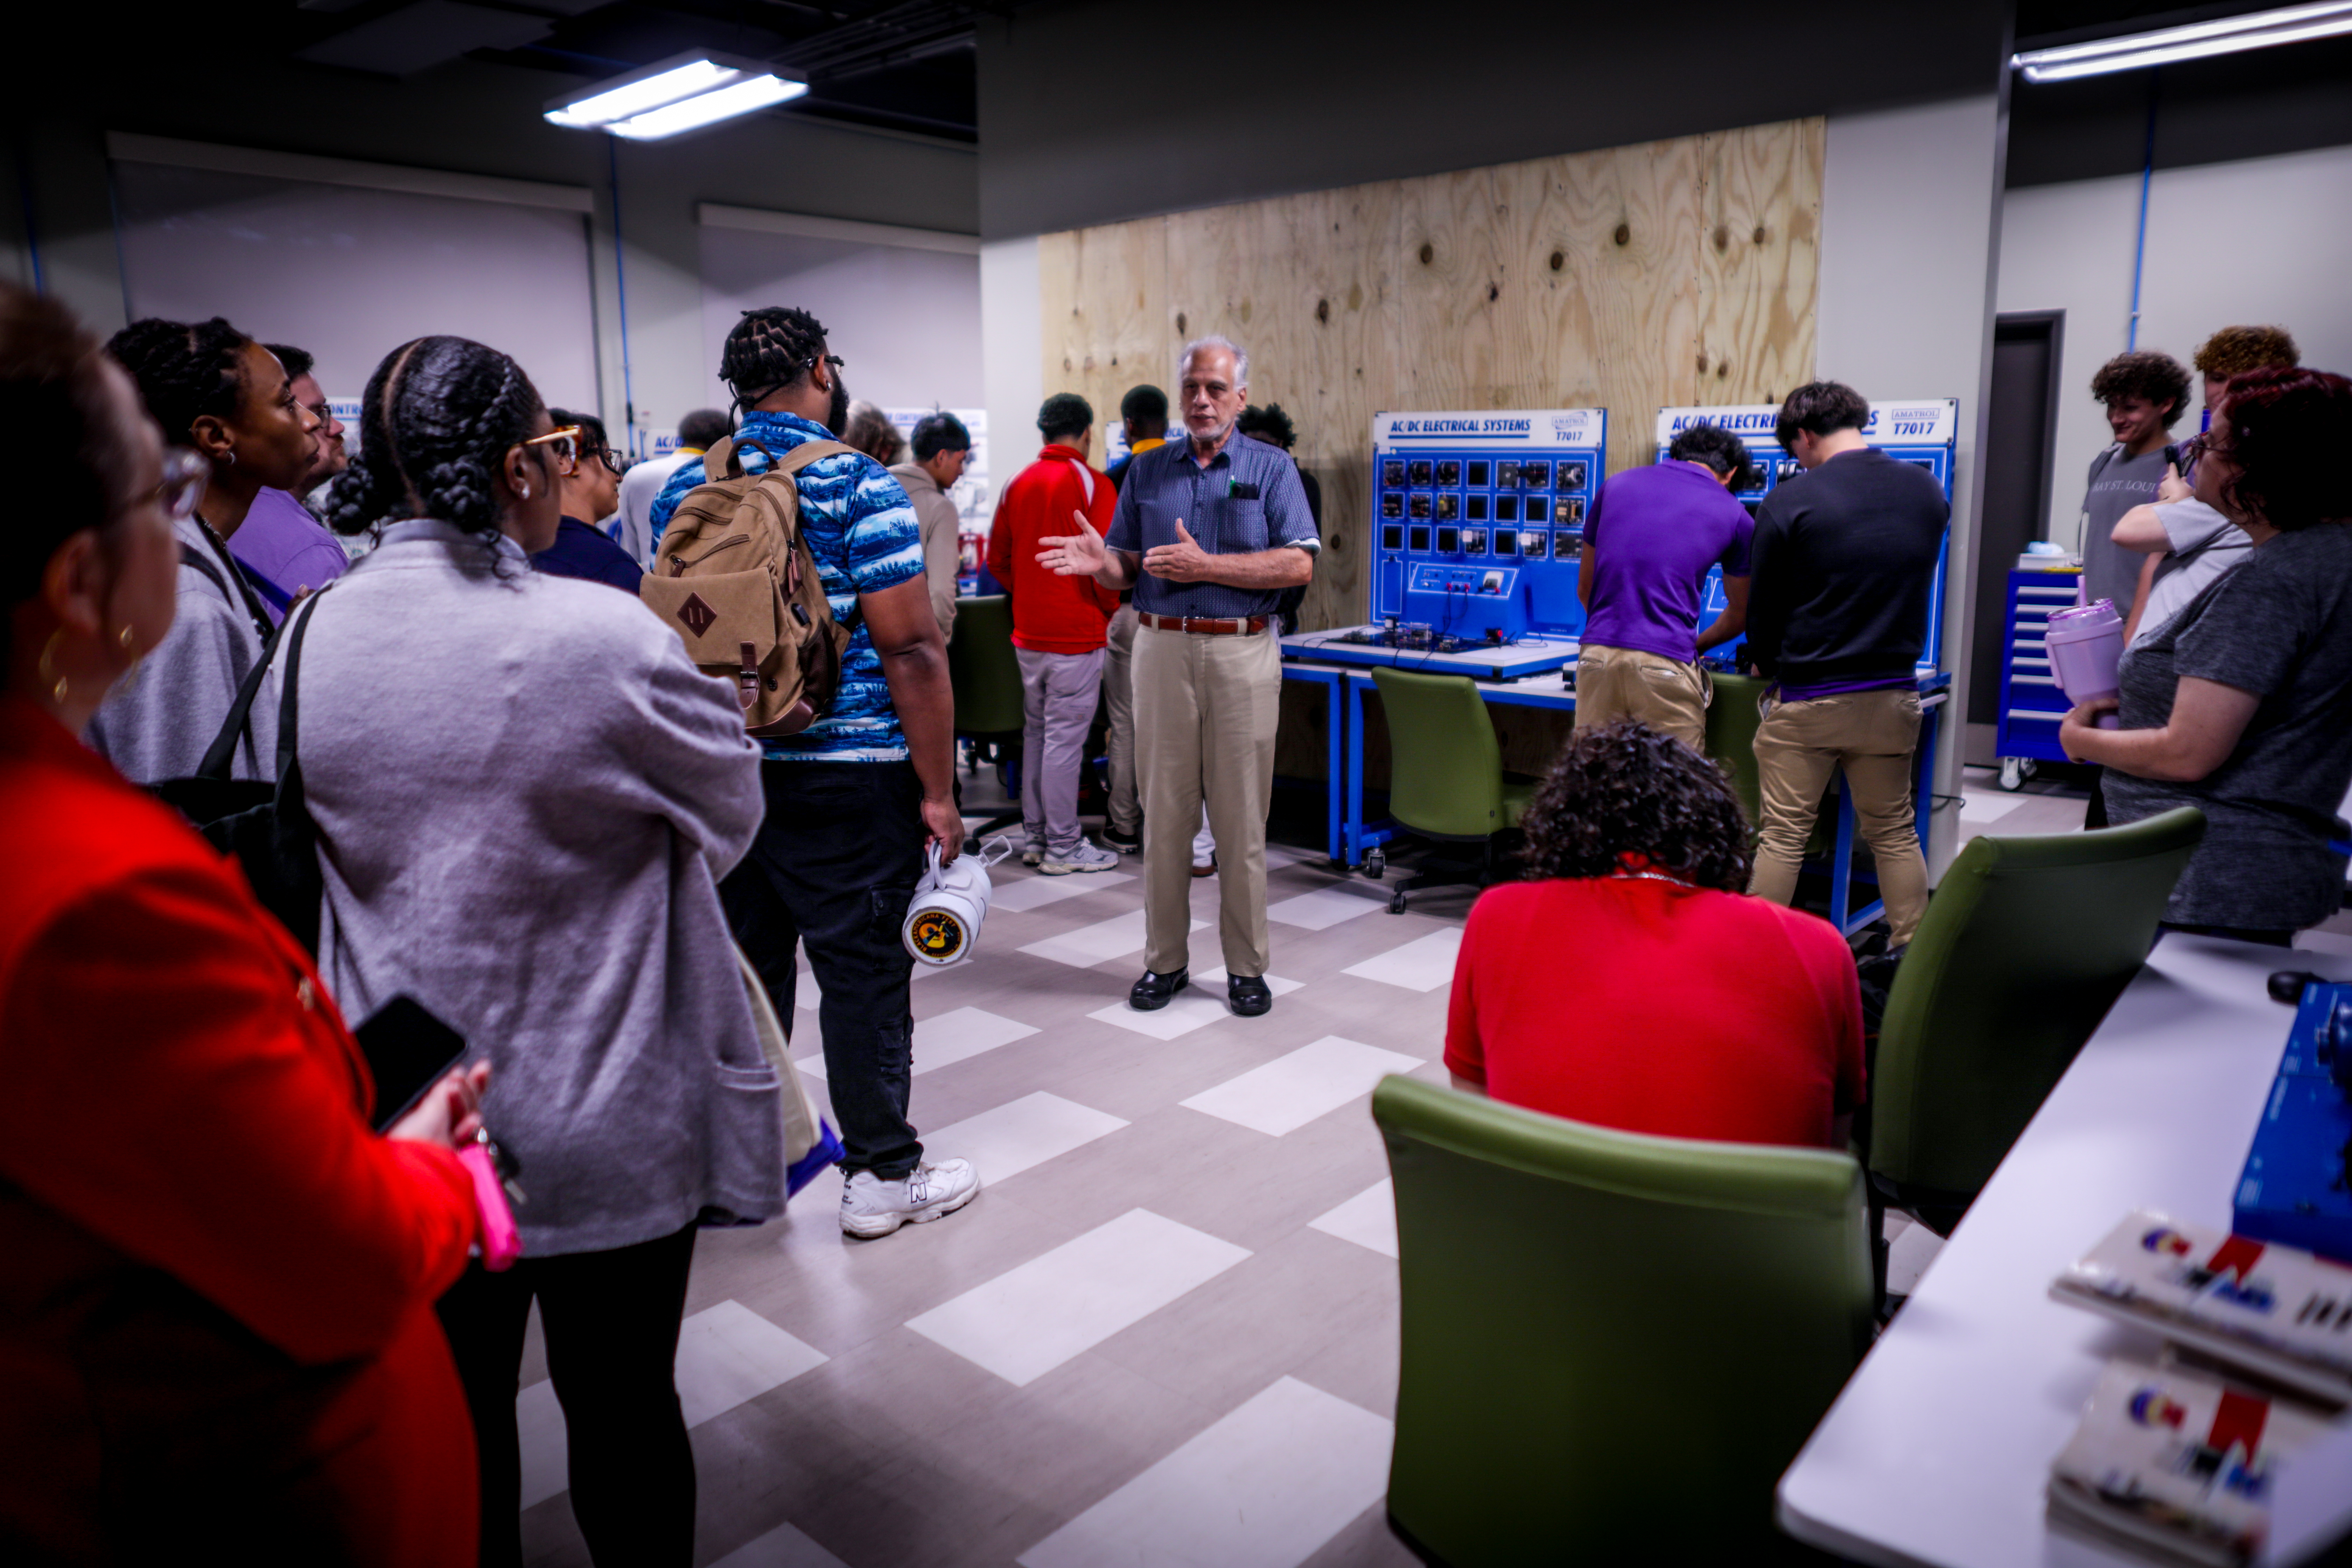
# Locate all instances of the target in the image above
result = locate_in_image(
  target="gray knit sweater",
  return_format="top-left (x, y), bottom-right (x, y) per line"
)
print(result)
top-left (302, 520), bottom-right (779, 1255)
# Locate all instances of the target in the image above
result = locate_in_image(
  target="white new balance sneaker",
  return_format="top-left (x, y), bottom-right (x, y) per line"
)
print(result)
top-left (838, 1159), bottom-right (981, 1239)
top-left (1040, 840), bottom-right (1120, 875)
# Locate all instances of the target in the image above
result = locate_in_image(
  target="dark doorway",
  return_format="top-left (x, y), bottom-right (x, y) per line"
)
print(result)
top-left (1971, 311), bottom-right (2066, 727)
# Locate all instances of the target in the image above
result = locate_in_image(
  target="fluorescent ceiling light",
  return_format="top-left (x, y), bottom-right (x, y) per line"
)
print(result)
top-left (605, 75), bottom-right (807, 139)
top-left (544, 51), bottom-right (807, 138)
top-left (2012, 0), bottom-right (2352, 81)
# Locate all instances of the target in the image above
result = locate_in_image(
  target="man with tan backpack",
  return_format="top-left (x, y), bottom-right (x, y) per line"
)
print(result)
top-left (646, 306), bottom-right (977, 1239)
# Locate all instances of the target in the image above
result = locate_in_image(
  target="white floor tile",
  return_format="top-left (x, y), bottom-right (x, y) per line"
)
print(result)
top-left (991, 869), bottom-right (1136, 912)
top-left (1020, 911), bottom-right (1207, 969)
top-left (2294, 928), bottom-right (2352, 959)
top-left (1886, 1220), bottom-right (1947, 1297)
top-left (906, 1209), bottom-right (1251, 1386)
top-left (710, 1521), bottom-right (851, 1568)
top-left (1958, 789), bottom-right (2029, 824)
top-left (674, 1299), bottom-right (831, 1428)
top-left (517, 1300), bottom-right (827, 1510)
top-left (1339, 928), bottom-right (1462, 993)
top-left (1180, 1036), bottom-right (1425, 1137)
top-left (923, 1091), bottom-right (1129, 1184)
top-left (1090, 971), bottom-right (1304, 1041)
top-left (793, 959), bottom-right (943, 1012)
top-left (913, 1005), bottom-right (1042, 1074)
top-left (1307, 1179), bottom-right (1399, 1260)
top-left (1016, 1377), bottom-right (1393, 1568)
top-left (1266, 884), bottom-right (1390, 931)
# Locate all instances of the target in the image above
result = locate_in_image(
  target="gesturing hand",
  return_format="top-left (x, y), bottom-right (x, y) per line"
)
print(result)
top-left (1036, 511), bottom-right (1107, 576)
top-left (1143, 519), bottom-right (1213, 582)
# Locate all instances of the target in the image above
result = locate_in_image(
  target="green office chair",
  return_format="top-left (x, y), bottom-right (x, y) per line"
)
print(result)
top-left (1374, 1076), bottom-right (1873, 1565)
top-left (1366, 666), bottom-right (1539, 915)
top-left (1866, 806), bottom-right (2205, 1241)
top-left (947, 595), bottom-right (1025, 838)
top-left (1703, 671), bottom-right (1769, 830)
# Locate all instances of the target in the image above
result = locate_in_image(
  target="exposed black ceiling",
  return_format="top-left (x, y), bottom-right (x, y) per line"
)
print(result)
top-left (286, 0), bottom-right (990, 141)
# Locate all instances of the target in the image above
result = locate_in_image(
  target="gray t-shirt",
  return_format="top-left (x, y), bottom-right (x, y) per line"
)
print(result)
top-left (2081, 444), bottom-right (2172, 613)
top-left (2104, 523), bottom-right (2352, 931)
top-left (2131, 497), bottom-right (2253, 649)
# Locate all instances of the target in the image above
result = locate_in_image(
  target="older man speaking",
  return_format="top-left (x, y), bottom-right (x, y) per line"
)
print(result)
top-left (1038, 336), bottom-right (1317, 1016)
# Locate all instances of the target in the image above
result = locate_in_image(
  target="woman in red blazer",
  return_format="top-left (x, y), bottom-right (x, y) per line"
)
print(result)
top-left (0, 286), bottom-right (490, 1563)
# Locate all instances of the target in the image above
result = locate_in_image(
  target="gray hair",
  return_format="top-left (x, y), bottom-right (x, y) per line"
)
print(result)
top-left (1178, 334), bottom-right (1249, 387)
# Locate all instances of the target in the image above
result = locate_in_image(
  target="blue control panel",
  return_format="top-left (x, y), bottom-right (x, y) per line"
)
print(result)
top-left (1370, 408), bottom-right (1607, 646)
top-left (1653, 400), bottom-right (1960, 671)
top-left (2235, 979), bottom-right (2352, 1263)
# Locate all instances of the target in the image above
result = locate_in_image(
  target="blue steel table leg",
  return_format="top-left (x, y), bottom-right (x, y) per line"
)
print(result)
top-left (1345, 674), bottom-right (1367, 868)
top-left (1830, 779), bottom-right (1858, 931)
top-left (1325, 670), bottom-right (1345, 866)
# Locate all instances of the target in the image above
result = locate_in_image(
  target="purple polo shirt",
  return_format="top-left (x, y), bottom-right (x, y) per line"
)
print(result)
top-left (1580, 462), bottom-right (1753, 664)
top-left (229, 486), bottom-right (349, 624)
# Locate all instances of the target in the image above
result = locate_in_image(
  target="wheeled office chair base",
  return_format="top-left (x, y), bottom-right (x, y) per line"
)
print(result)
top-left (1363, 833), bottom-right (1512, 915)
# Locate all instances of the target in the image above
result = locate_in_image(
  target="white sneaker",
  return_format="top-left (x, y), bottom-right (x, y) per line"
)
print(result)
top-left (1040, 840), bottom-right (1120, 875)
top-left (1021, 836), bottom-right (1045, 866)
top-left (839, 1160), bottom-right (980, 1238)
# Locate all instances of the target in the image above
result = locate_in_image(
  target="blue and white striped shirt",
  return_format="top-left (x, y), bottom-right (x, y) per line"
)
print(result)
top-left (1103, 432), bottom-right (1319, 620)
top-left (649, 412), bottom-right (925, 762)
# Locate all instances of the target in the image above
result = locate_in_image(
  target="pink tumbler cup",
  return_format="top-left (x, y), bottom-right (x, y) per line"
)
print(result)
top-left (2044, 599), bottom-right (2124, 729)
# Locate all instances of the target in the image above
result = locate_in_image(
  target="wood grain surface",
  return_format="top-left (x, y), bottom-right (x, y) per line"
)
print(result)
top-left (1035, 118), bottom-right (1822, 637)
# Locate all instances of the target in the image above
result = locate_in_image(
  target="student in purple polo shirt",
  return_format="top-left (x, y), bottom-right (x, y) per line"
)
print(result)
top-left (227, 343), bottom-right (350, 624)
top-left (1743, 381), bottom-right (1949, 952)
top-left (1574, 421), bottom-right (1758, 752)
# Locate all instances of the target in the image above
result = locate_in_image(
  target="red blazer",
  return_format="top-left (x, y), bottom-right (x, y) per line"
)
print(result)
top-left (0, 694), bottom-right (481, 1565)
top-left (986, 444), bottom-right (1122, 653)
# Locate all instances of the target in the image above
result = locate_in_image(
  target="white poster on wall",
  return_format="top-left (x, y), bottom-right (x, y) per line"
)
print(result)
top-left (887, 407), bottom-right (992, 530)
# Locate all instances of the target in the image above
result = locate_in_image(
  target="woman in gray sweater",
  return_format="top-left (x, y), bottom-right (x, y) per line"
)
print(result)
top-left (308, 336), bottom-right (775, 1568)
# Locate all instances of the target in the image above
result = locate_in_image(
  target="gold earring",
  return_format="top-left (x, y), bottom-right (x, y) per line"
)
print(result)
top-left (38, 630), bottom-right (67, 702)
top-left (117, 624), bottom-right (135, 650)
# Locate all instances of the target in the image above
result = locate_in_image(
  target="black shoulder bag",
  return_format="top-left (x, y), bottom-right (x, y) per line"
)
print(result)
top-left (151, 590), bottom-right (327, 953)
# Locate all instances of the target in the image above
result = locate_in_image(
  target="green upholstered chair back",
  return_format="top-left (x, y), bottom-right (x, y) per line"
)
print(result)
top-left (1373, 1076), bottom-right (1873, 1565)
top-left (1370, 667), bottom-right (1507, 839)
top-left (1869, 806), bottom-right (2205, 1197)
top-left (1703, 672), bottom-right (1769, 830)
top-left (946, 595), bottom-right (1024, 736)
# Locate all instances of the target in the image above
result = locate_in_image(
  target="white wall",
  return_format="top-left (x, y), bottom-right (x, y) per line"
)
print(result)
top-left (979, 234), bottom-right (1042, 513)
top-left (1998, 140), bottom-right (2352, 546)
top-left (1819, 93), bottom-right (2009, 876)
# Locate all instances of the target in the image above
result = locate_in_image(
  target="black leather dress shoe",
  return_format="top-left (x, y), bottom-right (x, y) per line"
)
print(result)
top-left (1227, 974), bottom-right (1273, 1016)
top-left (1129, 968), bottom-right (1189, 1011)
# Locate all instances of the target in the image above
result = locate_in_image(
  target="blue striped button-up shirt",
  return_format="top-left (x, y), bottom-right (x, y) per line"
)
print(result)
top-left (1103, 431), bottom-right (1318, 620)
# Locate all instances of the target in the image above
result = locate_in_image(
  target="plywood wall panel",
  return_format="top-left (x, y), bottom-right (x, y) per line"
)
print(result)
top-left (1039, 116), bottom-right (1821, 631)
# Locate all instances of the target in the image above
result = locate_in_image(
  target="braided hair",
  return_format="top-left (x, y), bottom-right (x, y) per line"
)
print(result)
top-left (104, 316), bottom-right (251, 447)
top-left (324, 336), bottom-right (542, 558)
top-left (719, 307), bottom-right (828, 407)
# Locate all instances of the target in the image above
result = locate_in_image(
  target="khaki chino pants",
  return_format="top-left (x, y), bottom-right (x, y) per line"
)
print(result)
top-left (1747, 686), bottom-right (1929, 948)
top-left (1134, 624), bottom-right (1281, 977)
top-left (1101, 604), bottom-right (1141, 835)
top-left (1574, 644), bottom-right (1710, 752)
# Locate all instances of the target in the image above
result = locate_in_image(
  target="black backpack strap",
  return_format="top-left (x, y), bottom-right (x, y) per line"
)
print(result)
top-left (272, 589), bottom-right (327, 790)
top-left (180, 529), bottom-right (277, 645)
top-left (189, 558), bottom-right (316, 782)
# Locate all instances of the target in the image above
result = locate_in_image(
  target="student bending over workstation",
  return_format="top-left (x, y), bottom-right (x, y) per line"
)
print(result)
top-left (1444, 721), bottom-right (1865, 1149)
top-left (2062, 366), bottom-right (2352, 946)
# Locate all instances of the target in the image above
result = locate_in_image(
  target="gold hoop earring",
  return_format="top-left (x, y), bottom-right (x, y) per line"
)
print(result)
top-left (117, 624), bottom-right (135, 650)
top-left (38, 631), bottom-right (68, 702)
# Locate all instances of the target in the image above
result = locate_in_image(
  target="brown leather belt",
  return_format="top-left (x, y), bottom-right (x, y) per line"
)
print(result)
top-left (1138, 612), bottom-right (1268, 636)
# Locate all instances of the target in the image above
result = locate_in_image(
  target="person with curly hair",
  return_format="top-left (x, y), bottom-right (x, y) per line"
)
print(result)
top-left (842, 397), bottom-right (906, 465)
top-left (309, 335), bottom-right (777, 1567)
top-left (1443, 721), bottom-right (1864, 1148)
top-left (86, 316), bottom-right (320, 782)
top-left (2110, 326), bottom-right (2301, 646)
top-left (2080, 349), bottom-right (2192, 616)
top-left (2063, 367), bottom-right (2352, 942)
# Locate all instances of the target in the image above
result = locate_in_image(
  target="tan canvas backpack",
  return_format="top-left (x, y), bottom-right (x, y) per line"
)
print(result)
top-left (640, 436), bottom-right (854, 736)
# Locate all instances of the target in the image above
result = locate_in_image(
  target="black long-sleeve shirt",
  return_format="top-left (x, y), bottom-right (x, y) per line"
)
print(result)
top-left (1744, 448), bottom-right (1949, 690)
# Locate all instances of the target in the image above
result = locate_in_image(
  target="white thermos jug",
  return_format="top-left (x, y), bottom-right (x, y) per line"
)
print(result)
top-left (901, 837), bottom-right (1011, 967)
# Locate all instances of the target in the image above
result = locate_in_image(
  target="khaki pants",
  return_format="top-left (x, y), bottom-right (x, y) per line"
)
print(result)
top-left (1575, 644), bottom-right (1709, 752)
top-left (1748, 686), bottom-right (1929, 947)
top-left (1102, 604), bottom-right (1140, 835)
top-left (1135, 623), bottom-right (1280, 976)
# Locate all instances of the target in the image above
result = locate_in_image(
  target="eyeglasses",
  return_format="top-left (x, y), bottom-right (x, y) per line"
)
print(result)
top-left (805, 354), bottom-right (845, 374)
top-left (518, 425), bottom-right (583, 473)
top-left (155, 448), bottom-right (208, 523)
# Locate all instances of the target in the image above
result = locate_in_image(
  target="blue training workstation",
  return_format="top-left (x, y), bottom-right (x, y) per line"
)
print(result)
top-left (1280, 400), bottom-right (1959, 936)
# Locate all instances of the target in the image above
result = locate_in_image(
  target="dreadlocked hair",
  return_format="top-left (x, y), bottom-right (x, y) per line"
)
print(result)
top-left (104, 316), bottom-right (251, 447)
top-left (325, 337), bottom-right (542, 562)
top-left (720, 307), bottom-right (828, 404)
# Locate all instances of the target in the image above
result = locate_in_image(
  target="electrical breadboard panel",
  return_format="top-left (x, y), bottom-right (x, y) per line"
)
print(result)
top-left (2235, 979), bottom-right (2352, 1264)
top-left (1369, 408), bottom-right (1608, 646)
top-left (1653, 399), bottom-right (1959, 672)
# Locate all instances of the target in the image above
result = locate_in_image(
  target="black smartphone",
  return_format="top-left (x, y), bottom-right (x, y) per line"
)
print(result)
top-left (355, 995), bottom-right (469, 1132)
